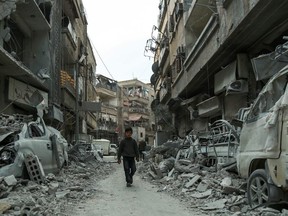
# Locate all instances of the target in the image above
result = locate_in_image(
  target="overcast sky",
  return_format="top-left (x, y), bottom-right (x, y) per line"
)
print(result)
top-left (82, 0), bottom-right (159, 83)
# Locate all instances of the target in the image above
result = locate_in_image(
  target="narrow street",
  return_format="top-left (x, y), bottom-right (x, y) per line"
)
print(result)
top-left (69, 162), bottom-right (204, 216)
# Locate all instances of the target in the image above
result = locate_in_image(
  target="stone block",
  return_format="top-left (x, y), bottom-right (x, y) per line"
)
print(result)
top-left (4, 175), bottom-right (17, 186)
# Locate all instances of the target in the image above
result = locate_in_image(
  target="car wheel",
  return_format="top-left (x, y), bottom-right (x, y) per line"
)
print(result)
top-left (247, 169), bottom-right (270, 208)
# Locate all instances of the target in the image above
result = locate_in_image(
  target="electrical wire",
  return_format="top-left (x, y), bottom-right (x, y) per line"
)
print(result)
top-left (89, 39), bottom-right (115, 81)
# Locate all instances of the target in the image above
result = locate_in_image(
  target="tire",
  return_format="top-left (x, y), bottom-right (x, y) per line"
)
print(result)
top-left (247, 169), bottom-right (270, 208)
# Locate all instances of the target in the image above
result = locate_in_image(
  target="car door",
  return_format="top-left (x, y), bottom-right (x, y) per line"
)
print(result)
top-left (23, 119), bottom-right (55, 173)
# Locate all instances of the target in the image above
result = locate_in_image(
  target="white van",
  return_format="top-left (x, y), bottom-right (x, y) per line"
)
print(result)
top-left (237, 65), bottom-right (288, 207)
top-left (92, 139), bottom-right (110, 156)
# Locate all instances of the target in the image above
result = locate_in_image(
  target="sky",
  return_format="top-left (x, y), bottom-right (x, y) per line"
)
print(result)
top-left (82, 0), bottom-right (160, 83)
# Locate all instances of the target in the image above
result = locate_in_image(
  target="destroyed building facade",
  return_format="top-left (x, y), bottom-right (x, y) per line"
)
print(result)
top-left (0, 0), bottom-right (99, 143)
top-left (148, 0), bottom-right (288, 139)
top-left (118, 79), bottom-right (155, 145)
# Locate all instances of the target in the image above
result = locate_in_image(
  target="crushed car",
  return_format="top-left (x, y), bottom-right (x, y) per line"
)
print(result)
top-left (236, 62), bottom-right (288, 209)
top-left (0, 114), bottom-right (68, 178)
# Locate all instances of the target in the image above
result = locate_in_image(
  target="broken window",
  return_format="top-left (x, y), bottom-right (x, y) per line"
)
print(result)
top-left (248, 73), bottom-right (287, 121)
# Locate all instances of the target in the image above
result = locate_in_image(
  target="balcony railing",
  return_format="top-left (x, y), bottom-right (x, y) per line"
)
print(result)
top-left (128, 107), bottom-right (149, 114)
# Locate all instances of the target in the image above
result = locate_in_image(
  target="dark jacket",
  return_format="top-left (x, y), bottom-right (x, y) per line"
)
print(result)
top-left (138, 140), bottom-right (146, 151)
top-left (118, 137), bottom-right (139, 160)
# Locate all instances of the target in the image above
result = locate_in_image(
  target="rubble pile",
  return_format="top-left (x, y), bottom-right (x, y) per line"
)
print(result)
top-left (0, 160), bottom-right (114, 215)
top-left (0, 114), bottom-right (33, 133)
top-left (138, 140), bottom-right (288, 216)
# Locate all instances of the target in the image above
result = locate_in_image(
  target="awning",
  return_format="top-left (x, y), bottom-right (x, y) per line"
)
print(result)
top-left (128, 115), bottom-right (143, 121)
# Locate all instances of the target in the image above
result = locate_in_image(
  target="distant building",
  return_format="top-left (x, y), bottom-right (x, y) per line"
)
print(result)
top-left (92, 74), bottom-right (119, 144)
top-left (118, 79), bottom-right (155, 145)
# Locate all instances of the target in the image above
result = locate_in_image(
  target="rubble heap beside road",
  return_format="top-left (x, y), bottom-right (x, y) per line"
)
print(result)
top-left (0, 160), bottom-right (114, 215)
top-left (138, 139), bottom-right (288, 216)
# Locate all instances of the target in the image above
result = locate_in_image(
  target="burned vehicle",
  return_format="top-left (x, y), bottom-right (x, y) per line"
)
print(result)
top-left (237, 64), bottom-right (288, 208)
top-left (0, 114), bottom-right (68, 178)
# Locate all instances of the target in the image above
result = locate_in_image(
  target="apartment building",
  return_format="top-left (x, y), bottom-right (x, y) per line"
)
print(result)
top-left (0, 0), bottom-right (99, 143)
top-left (92, 74), bottom-right (119, 144)
top-left (148, 0), bottom-right (288, 137)
top-left (118, 79), bottom-right (155, 145)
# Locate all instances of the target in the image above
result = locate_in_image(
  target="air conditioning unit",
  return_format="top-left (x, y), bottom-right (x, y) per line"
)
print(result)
top-left (226, 80), bottom-right (248, 95)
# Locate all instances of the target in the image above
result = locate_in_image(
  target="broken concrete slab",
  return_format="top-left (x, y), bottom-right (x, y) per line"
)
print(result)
top-left (200, 198), bottom-right (227, 210)
top-left (150, 164), bottom-right (163, 179)
top-left (180, 173), bottom-right (195, 178)
top-left (168, 168), bottom-right (175, 177)
top-left (185, 175), bottom-right (201, 188)
top-left (191, 189), bottom-right (212, 199)
top-left (55, 190), bottom-right (70, 199)
top-left (4, 175), bottom-right (17, 186)
top-left (196, 181), bottom-right (209, 192)
top-left (48, 182), bottom-right (59, 195)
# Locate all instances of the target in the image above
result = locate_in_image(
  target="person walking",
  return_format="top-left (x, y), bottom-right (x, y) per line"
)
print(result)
top-left (138, 140), bottom-right (147, 161)
top-left (117, 127), bottom-right (139, 187)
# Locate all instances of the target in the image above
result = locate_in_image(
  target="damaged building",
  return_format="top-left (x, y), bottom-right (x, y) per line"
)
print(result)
top-left (0, 0), bottom-right (99, 144)
top-left (147, 0), bottom-right (288, 139)
top-left (118, 79), bottom-right (155, 145)
top-left (92, 74), bottom-right (119, 144)
top-left (145, 0), bottom-right (288, 208)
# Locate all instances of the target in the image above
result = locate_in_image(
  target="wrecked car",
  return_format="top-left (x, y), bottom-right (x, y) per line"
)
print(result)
top-left (0, 114), bottom-right (68, 177)
top-left (237, 64), bottom-right (288, 208)
top-left (207, 120), bottom-right (240, 168)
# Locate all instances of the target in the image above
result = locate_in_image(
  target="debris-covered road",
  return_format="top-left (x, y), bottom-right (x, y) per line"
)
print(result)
top-left (69, 162), bottom-right (204, 216)
top-left (1, 156), bottom-right (288, 216)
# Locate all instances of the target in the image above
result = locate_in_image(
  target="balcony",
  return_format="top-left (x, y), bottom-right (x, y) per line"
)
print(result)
top-left (96, 83), bottom-right (117, 99)
top-left (196, 96), bottom-right (221, 117)
top-left (0, 46), bottom-right (47, 90)
top-left (158, 0), bottom-right (167, 29)
top-left (128, 107), bottom-right (149, 115)
top-left (158, 46), bottom-right (169, 68)
top-left (101, 104), bottom-right (117, 116)
top-left (184, 0), bottom-right (216, 38)
top-left (15, 0), bottom-right (51, 33)
top-left (128, 95), bottom-right (149, 105)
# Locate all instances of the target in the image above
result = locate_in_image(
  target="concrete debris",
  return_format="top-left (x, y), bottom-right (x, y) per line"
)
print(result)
top-left (196, 181), bottom-right (209, 192)
top-left (200, 198), bottom-right (227, 210)
top-left (0, 160), bottom-right (114, 215)
top-left (3, 175), bottom-right (17, 186)
top-left (137, 138), bottom-right (277, 216)
top-left (184, 175), bottom-right (201, 188)
top-left (191, 189), bottom-right (212, 199)
top-left (68, 142), bottom-right (103, 163)
top-left (220, 177), bottom-right (232, 187)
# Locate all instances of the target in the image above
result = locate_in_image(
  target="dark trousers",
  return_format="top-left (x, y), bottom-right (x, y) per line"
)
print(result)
top-left (123, 156), bottom-right (136, 183)
top-left (139, 150), bottom-right (144, 160)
